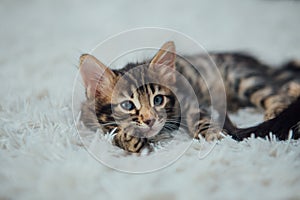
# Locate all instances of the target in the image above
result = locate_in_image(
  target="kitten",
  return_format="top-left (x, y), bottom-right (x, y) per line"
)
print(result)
top-left (79, 41), bottom-right (300, 152)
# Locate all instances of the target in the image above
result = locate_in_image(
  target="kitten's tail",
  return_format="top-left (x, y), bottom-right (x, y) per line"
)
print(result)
top-left (222, 113), bottom-right (238, 135)
top-left (224, 97), bottom-right (300, 141)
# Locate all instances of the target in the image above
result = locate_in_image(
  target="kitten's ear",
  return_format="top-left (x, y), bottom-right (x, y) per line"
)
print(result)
top-left (150, 41), bottom-right (176, 83)
top-left (80, 54), bottom-right (115, 99)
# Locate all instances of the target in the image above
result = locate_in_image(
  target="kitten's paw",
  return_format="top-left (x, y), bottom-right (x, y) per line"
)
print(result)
top-left (205, 131), bottom-right (224, 141)
top-left (126, 137), bottom-right (148, 153)
top-left (113, 133), bottom-right (149, 153)
top-left (264, 95), bottom-right (291, 120)
top-left (286, 82), bottom-right (300, 98)
top-left (264, 105), bottom-right (287, 120)
top-left (194, 128), bottom-right (224, 141)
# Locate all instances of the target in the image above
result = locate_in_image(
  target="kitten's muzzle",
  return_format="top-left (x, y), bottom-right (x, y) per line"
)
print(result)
top-left (136, 119), bottom-right (165, 138)
top-left (143, 119), bottom-right (155, 127)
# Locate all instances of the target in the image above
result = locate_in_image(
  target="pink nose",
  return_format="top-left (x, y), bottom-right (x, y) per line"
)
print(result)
top-left (143, 119), bottom-right (155, 127)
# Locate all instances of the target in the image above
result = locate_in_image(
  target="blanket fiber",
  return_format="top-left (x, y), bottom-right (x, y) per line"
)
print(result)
top-left (1, 0), bottom-right (300, 199)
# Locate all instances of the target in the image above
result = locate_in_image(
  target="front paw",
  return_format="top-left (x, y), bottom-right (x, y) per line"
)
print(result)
top-left (194, 127), bottom-right (224, 141)
top-left (113, 132), bottom-right (150, 153)
top-left (205, 132), bottom-right (224, 141)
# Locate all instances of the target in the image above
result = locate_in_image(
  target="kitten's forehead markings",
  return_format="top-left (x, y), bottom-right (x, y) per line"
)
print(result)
top-left (138, 94), bottom-right (152, 114)
top-left (126, 70), bottom-right (140, 89)
top-left (154, 85), bottom-right (168, 95)
top-left (149, 92), bottom-right (155, 107)
top-left (129, 84), bottom-right (137, 97)
top-left (155, 85), bottom-right (161, 92)
top-left (149, 84), bottom-right (155, 94)
top-left (132, 91), bottom-right (141, 110)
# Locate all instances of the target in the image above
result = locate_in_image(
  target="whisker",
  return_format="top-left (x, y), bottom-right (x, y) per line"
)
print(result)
top-left (162, 126), bottom-right (177, 133)
top-left (165, 120), bottom-right (187, 126)
top-left (165, 122), bottom-right (189, 130)
top-left (100, 122), bottom-right (118, 126)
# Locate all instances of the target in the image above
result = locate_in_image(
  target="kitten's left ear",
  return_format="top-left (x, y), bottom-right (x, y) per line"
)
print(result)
top-left (150, 41), bottom-right (176, 83)
top-left (79, 54), bottom-right (116, 99)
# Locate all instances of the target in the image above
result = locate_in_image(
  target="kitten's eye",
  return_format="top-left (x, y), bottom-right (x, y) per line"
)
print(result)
top-left (120, 100), bottom-right (135, 111)
top-left (153, 95), bottom-right (164, 106)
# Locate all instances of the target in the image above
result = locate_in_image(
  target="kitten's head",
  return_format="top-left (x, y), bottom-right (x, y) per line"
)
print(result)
top-left (80, 41), bottom-right (180, 138)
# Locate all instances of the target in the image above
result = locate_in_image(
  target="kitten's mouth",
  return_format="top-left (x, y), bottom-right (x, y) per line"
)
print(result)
top-left (136, 122), bottom-right (165, 138)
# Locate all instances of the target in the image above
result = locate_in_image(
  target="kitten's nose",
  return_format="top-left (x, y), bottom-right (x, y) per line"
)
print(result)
top-left (144, 119), bottom-right (155, 127)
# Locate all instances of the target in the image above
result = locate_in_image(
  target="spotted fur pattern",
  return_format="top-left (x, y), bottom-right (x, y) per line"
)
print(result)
top-left (79, 41), bottom-right (300, 153)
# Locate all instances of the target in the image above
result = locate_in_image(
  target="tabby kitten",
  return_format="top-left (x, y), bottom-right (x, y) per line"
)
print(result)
top-left (79, 41), bottom-right (300, 152)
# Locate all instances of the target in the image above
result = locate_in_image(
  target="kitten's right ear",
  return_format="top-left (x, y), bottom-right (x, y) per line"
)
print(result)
top-left (150, 41), bottom-right (176, 70)
top-left (149, 41), bottom-right (176, 84)
top-left (79, 54), bottom-right (115, 99)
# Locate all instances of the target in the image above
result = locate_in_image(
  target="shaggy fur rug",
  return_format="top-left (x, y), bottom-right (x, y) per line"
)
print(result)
top-left (1, 0), bottom-right (300, 199)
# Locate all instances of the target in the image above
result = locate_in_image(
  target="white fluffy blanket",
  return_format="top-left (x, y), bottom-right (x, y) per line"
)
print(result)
top-left (1, 0), bottom-right (300, 199)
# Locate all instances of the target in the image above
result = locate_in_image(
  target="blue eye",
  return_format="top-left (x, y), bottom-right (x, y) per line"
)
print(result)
top-left (121, 101), bottom-right (135, 111)
top-left (154, 95), bottom-right (164, 106)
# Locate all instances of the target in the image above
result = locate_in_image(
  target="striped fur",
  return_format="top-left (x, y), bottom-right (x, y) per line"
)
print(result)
top-left (79, 41), bottom-right (300, 153)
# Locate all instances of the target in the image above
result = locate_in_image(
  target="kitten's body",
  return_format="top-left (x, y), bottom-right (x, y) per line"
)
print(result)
top-left (79, 41), bottom-right (300, 152)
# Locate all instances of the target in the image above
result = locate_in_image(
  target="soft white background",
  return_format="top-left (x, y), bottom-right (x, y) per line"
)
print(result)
top-left (1, 0), bottom-right (300, 199)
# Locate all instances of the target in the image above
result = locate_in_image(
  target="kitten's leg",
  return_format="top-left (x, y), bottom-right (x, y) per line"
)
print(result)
top-left (214, 53), bottom-right (293, 120)
top-left (262, 60), bottom-right (300, 120)
top-left (112, 129), bottom-right (150, 153)
top-left (185, 108), bottom-right (223, 141)
top-left (263, 81), bottom-right (300, 120)
top-left (279, 60), bottom-right (300, 100)
top-left (195, 116), bottom-right (223, 141)
top-left (284, 81), bottom-right (300, 100)
top-left (252, 91), bottom-right (292, 120)
top-left (232, 73), bottom-right (292, 120)
top-left (226, 70), bottom-right (291, 120)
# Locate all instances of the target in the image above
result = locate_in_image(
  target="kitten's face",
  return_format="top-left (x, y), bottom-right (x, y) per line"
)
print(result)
top-left (80, 41), bottom-right (179, 138)
top-left (109, 80), bottom-right (177, 137)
